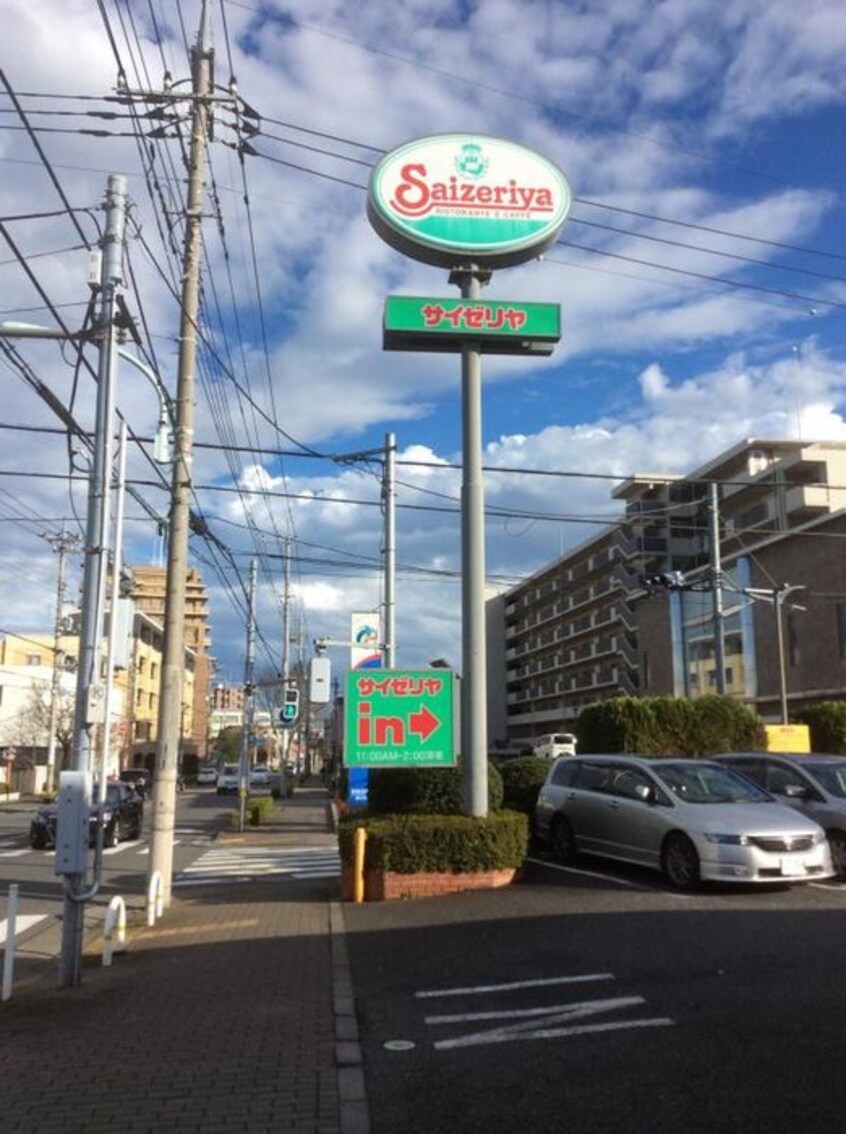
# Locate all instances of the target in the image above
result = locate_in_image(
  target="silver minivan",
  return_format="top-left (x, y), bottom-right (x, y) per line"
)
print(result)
top-left (716, 753), bottom-right (846, 875)
top-left (535, 754), bottom-right (832, 889)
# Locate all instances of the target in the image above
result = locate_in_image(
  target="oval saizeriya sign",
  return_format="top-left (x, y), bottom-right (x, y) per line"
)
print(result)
top-left (367, 134), bottom-right (571, 269)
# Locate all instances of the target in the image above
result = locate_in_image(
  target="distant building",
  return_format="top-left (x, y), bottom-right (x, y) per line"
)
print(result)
top-left (491, 438), bottom-right (846, 742)
top-left (129, 565), bottom-right (212, 758)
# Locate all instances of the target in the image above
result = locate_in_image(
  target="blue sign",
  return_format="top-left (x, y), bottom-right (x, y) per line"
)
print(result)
top-left (347, 767), bottom-right (370, 808)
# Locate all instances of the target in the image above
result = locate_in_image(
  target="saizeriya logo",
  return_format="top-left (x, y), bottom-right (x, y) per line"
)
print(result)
top-left (454, 142), bottom-right (489, 179)
top-left (390, 156), bottom-right (556, 219)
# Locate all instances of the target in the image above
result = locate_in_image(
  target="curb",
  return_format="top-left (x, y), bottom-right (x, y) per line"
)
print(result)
top-left (330, 901), bottom-right (370, 1134)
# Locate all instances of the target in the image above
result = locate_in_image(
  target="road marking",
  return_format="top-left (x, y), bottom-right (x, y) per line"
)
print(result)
top-left (526, 855), bottom-right (695, 896)
top-left (0, 849), bottom-right (29, 858)
top-left (174, 845), bottom-right (340, 886)
top-left (418, 972), bottom-right (674, 1051)
top-left (0, 914), bottom-right (46, 947)
top-left (425, 995), bottom-right (673, 1051)
top-left (416, 973), bottom-right (614, 999)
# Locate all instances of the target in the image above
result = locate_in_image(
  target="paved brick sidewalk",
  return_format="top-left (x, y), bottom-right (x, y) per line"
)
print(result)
top-left (1, 787), bottom-right (367, 1134)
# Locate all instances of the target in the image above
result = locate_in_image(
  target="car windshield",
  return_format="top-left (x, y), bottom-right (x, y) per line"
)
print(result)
top-left (222, 765), bottom-right (238, 776)
top-left (653, 762), bottom-right (772, 804)
top-left (805, 762), bottom-right (846, 798)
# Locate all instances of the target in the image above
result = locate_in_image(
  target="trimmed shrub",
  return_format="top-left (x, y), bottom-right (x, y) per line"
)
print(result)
top-left (497, 757), bottom-right (550, 818)
top-left (367, 760), bottom-right (504, 816)
top-left (797, 702), bottom-right (846, 754)
top-left (576, 695), bottom-right (764, 757)
top-left (338, 810), bottom-right (528, 874)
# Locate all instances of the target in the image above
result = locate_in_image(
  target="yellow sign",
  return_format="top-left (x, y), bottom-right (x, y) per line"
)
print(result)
top-left (764, 724), bottom-right (810, 753)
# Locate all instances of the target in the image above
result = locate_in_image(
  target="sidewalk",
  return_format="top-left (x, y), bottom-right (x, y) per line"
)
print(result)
top-left (1, 786), bottom-right (368, 1134)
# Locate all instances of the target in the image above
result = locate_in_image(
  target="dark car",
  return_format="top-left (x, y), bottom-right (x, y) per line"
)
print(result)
top-left (29, 782), bottom-right (144, 850)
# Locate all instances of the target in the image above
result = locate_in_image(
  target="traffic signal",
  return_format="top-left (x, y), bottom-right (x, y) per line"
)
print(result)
top-left (279, 686), bottom-right (300, 727)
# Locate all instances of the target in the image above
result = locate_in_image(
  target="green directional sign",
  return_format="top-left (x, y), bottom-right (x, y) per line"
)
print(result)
top-left (383, 295), bottom-right (561, 355)
top-left (344, 669), bottom-right (457, 768)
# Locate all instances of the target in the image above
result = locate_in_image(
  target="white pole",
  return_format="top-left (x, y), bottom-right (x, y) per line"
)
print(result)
top-left (2, 884), bottom-right (19, 1001)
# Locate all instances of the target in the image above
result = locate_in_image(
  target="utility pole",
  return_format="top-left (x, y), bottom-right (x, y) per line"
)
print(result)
top-left (707, 481), bottom-right (727, 695)
top-left (60, 173), bottom-right (126, 987)
top-left (383, 432), bottom-right (397, 668)
top-left (147, 4), bottom-right (212, 907)
top-left (42, 528), bottom-right (81, 793)
top-left (238, 559), bottom-right (257, 832)
top-left (280, 534), bottom-right (292, 768)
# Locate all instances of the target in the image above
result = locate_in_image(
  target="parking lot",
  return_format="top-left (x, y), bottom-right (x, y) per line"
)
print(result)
top-left (343, 857), bottom-right (846, 1134)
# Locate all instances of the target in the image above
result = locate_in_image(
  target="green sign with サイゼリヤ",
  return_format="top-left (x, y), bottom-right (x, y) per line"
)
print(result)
top-left (383, 295), bottom-right (561, 355)
top-left (343, 669), bottom-right (456, 768)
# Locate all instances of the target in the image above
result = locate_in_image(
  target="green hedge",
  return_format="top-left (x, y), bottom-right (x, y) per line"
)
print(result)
top-left (338, 810), bottom-right (528, 874)
top-left (797, 701), bottom-right (846, 754)
top-left (366, 761), bottom-right (504, 815)
top-left (576, 695), bottom-right (765, 756)
top-left (497, 757), bottom-right (550, 817)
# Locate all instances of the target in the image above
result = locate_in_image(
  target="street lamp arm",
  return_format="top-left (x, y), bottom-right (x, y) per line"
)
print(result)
top-left (0, 320), bottom-right (88, 341)
top-left (116, 348), bottom-right (175, 463)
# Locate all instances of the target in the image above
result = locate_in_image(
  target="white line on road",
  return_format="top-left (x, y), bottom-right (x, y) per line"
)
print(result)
top-left (0, 849), bottom-right (29, 858)
top-left (433, 1015), bottom-right (674, 1050)
top-left (416, 973), bottom-right (614, 999)
top-left (0, 914), bottom-right (46, 947)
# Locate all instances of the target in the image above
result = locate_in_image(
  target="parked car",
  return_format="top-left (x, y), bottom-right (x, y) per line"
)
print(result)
top-left (249, 764), bottom-right (270, 787)
top-left (533, 732), bottom-right (577, 759)
top-left (119, 766), bottom-right (153, 798)
top-left (715, 752), bottom-right (846, 876)
top-left (534, 754), bottom-right (833, 890)
top-left (29, 781), bottom-right (143, 850)
top-left (216, 763), bottom-right (240, 795)
top-left (197, 764), bottom-right (219, 786)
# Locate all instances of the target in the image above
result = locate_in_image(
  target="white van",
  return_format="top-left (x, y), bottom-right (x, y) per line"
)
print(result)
top-left (533, 733), bottom-right (577, 759)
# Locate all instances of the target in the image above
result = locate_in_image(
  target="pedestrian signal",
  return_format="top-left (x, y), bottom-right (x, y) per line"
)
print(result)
top-left (279, 686), bottom-right (300, 727)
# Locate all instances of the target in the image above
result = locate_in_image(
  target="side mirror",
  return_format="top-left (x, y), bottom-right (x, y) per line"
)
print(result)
top-left (783, 783), bottom-right (809, 799)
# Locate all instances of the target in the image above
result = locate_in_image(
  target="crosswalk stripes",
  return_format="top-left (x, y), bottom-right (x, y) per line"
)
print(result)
top-left (174, 844), bottom-right (341, 887)
top-left (0, 914), bottom-right (46, 947)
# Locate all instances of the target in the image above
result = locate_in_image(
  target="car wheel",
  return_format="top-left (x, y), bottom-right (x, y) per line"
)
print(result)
top-left (30, 835), bottom-right (47, 850)
top-left (550, 815), bottom-right (577, 864)
top-left (827, 829), bottom-right (846, 876)
top-left (106, 822), bottom-right (120, 848)
top-left (662, 832), bottom-right (700, 890)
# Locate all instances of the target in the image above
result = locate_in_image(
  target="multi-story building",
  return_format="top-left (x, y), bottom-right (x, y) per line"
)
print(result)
top-left (129, 565), bottom-right (212, 759)
top-left (497, 523), bottom-right (641, 744)
top-left (620, 440), bottom-right (846, 719)
top-left (492, 438), bottom-right (846, 743)
top-left (124, 610), bottom-right (196, 766)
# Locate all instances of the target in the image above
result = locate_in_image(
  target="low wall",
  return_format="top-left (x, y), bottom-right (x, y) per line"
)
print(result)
top-left (341, 864), bottom-right (517, 901)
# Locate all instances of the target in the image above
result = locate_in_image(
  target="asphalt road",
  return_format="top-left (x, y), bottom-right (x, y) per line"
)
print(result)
top-left (0, 787), bottom-right (233, 943)
top-left (343, 856), bottom-right (846, 1134)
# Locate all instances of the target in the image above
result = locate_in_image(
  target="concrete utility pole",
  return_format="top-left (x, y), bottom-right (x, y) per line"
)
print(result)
top-left (238, 559), bottom-right (257, 832)
top-left (451, 266), bottom-right (489, 817)
top-left (42, 528), bottom-right (81, 793)
top-left (707, 481), bottom-right (727, 695)
top-left (60, 173), bottom-right (126, 986)
top-left (147, 5), bottom-right (212, 906)
top-left (280, 534), bottom-right (292, 767)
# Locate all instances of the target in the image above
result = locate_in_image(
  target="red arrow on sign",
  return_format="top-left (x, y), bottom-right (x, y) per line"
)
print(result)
top-left (409, 704), bottom-right (440, 743)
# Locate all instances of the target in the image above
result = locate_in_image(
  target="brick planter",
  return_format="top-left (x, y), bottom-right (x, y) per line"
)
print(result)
top-left (342, 864), bottom-right (518, 902)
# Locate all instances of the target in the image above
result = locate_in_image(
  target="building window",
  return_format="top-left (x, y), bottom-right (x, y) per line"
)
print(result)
top-left (26, 654), bottom-right (41, 665)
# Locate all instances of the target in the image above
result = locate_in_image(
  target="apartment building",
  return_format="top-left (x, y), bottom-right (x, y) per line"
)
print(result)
top-left (493, 438), bottom-right (846, 743)
top-left (620, 440), bottom-right (846, 719)
top-left (129, 565), bottom-right (212, 758)
top-left (498, 523), bottom-right (641, 744)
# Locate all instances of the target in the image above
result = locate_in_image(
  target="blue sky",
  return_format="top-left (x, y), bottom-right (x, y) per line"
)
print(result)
top-left (1, 0), bottom-right (846, 686)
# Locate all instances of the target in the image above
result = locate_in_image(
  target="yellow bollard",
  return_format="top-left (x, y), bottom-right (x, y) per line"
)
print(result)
top-left (353, 826), bottom-right (367, 904)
